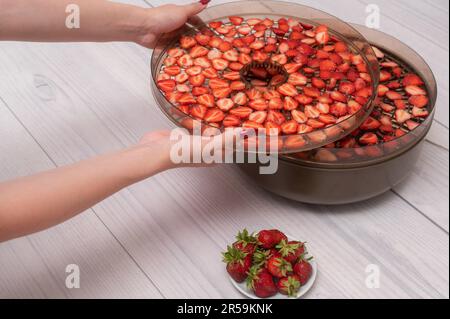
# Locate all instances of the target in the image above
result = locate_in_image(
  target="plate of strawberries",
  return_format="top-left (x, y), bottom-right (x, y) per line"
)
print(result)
top-left (222, 229), bottom-right (317, 299)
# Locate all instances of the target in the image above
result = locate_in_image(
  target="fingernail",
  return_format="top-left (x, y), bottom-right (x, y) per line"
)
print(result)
top-left (199, 0), bottom-right (210, 5)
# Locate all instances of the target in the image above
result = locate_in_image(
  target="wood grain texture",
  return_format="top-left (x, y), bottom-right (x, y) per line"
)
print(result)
top-left (0, 100), bottom-right (161, 298)
top-left (0, 0), bottom-right (448, 299)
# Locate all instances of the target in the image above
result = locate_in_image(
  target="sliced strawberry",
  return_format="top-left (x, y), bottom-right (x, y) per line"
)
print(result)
top-left (194, 57), bottom-right (211, 68)
top-left (297, 124), bottom-right (313, 134)
top-left (379, 70), bottom-right (392, 82)
top-left (237, 25), bottom-right (252, 35)
top-left (394, 100), bottom-right (407, 109)
top-left (230, 107), bottom-right (253, 119)
top-left (359, 133), bottom-right (378, 145)
top-left (197, 94), bottom-right (215, 107)
top-left (212, 58), bottom-right (229, 71)
top-left (283, 97), bottom-right (298, 111)
top-left (304, 105), bottom-right (320, 119)
top-left (277, 83), bottom-right (298, 97)
top-left (409, 95), bottom-right (428, 108)
top-left (195, 33), bottom-right (211, 46)
top-left (318, 114), bottom-right (337, 124)
top-left (360, 116), bottom-right (381, 130)
top-left (312, 77), bottom-right (326, 89)
top-left (190, 45), bottom-right (209, 58)
top-left (402, 74), bottom-right (424, 87)
top-left (395, 109), bottom-right (412, 124)
top-left (178, 54), bottom-right (194, 68)
top-left (177, 93), bottom-right (196, 104)
top-left (204, 108), bottom-right (225, 123)
top-left (247, 88), bottom-right (263, 100)
top-left (315, 25), bottom-right (330, 44)
top-left (176, 84), bottom-right (190, 93)
top-left (405, 120), bottom-right (420, 131)
top-left (242, 120), bottom-right (264, 130)
top-left (284, 135), bottom-right (306, 149)
top-left (209, 78), bottom-right (229, 89)
top-left (412, 106), bottom-right (429, 118)
top-left (330, 102), bottom-right (348, 117)
top-left (209, 37), bottom-right (222, 49)
top-left (202, 67), bottom-right (218, 79)
top-left (252, 51), bottom-right (268, 63)
top-left (239, 53), bottom-right (252, 65)
top-left (158, 79), bottom-right (176, 92)
top-left (223, 115), bottom-right (241, 127)
top-left (303, 87), bottom-right (321, 98)
top-left (230, 81), bottom-right (246, 91)
top-left (267, 110), bottom-right (286, 125)
top-left (269, 97), bottom-right (283, 110)
top-left (229, 16), bottom-right (244, 25)
top-left (175, 73), bottom-right (188, 83)
top-left (157, 73), bottom-right (171, 82)
top-left (386, 91), bottom-right (403, 100)
top-left (281, 120), bottom-right (298, 134)
top-left (223, 49), bottom-right (239, 62)
top-left (190, 104), bottom-right (207, 119)
top-left (164, 65), bottom-right (181, 76)
top-left (249, 99), bottom-right (268, 111)
top-left (186, 66), bottom-right (202, 76)
top-left (295, 95), bottom-right (313, 105)
top-left (233, 92), bottom-right (248, 105)
top-left (291, 110), bottom-right (308, 123)
top-left (271, 54), bottom-right (288, 65)
top-left (189, 74), bottom-right (206, 87)
top-left (249, 111), bottom-right (267, 124)
top-left (180, 36), bottom-right (196, 49)
top-left (209, 21), bottom-right (223, 29)
top-left (330, 91), bottom-right (347, 102)
top-left (339, 81), bottom-right (356, 95)
top-left (217, 98), bottom-right (234, 112)
top-left (229, 62), bottom-right (244, 71)
top-left (265, 121), bottom-right (281, 135)
top-left (319, 59), bottom-right (337, 71)
top-left (212, 88), bottom-right (232, 99)
top-left (168, 48), bottom-right (184, 58)
top-left (405, 85), bottom-right (427, 96)
top-left (316, 102), bottom-right (330, 114)
top-left (288, 73), bottom-right (307, 86)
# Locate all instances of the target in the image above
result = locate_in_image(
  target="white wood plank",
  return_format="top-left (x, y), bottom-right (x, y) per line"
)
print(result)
top-left (0, 38), bottom-right (447, 298)
top-left (0, 100), bottom-right (161, 298)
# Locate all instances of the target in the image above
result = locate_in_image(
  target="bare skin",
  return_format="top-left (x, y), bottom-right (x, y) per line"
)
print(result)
top-left (0, 1), bottom-right (211, 242)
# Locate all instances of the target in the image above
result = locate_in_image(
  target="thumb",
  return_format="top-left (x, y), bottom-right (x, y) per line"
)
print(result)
top-left (182, 2), bottom-right (208, 17)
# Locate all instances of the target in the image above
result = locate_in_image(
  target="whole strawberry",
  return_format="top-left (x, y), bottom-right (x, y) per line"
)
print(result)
top-left (233, 229), bottom-right (257, 255)
top-left (222, 246), bottom-right (252, 283)
top-left (293, 259), bottom-right (313, 285)
top-left (276, 240), bottom-right (305, 264)
top-left (257, 229), bottom-right (288, 249)
top-left (246, 266), bottom-right (278, 298)
top-left (266, 256), bottom-right (293, 278)
top-left (277, 274), bottom-right (301, 297)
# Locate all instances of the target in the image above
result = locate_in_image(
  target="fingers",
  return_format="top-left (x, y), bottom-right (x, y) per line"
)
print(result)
top-left (182, 2), bottom-right (208, 17)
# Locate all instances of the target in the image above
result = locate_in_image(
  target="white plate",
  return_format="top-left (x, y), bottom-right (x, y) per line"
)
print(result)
top-left (229, 235), bottom-right (317, 299)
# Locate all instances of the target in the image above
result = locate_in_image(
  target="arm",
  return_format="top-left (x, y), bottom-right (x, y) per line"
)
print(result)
top-left (0, 131), bottom-right (174, 242)
top-left (0, 0), bottom-right (208, 48)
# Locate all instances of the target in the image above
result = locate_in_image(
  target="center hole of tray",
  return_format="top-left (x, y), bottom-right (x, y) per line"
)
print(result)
top-left (239, 61), bottom-right (289, 88)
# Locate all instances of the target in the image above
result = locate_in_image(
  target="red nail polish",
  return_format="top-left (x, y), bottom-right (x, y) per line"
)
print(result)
top-left (200, 0), bottom-right (210, 5)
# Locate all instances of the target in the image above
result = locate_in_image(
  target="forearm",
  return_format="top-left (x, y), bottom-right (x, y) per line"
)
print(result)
top-left (0, 144), bottom-right (171, 242)
top-left (0, 0), bottom-right (149, 43)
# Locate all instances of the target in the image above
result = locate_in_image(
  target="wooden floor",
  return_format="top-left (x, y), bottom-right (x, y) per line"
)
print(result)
top-left (0, 0), bottom-right (448, 299)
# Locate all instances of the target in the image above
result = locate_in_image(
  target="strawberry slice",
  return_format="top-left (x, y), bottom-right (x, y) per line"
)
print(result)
top-left (386, 91), bottom-right (403, 100)
top-left (177, 93), bottom-right (196, 105)
top-left (297, 124), bottom-right (313, 134)
top-left (330, 102), bottom-right (348, 117)
top-left (197, 94), bottom-right (215, 107)
top-left (186, 66), bottom-right (202, 76)
top-left (168, 48), bottom-right (184, 58)
top-left (189, 74), bottom-right (206, 87)
top-left (405, 120), bottom-right (420, 131)
top-left (277, 83), bottom-right (298, 97)
top-left (249, 111), bottom-right (268, 124)
top-left (194, 57), bottom-right (212, 68)
top-left (315, 25), bottom-right (330, 44)
top-left (202, 68), bottom-right (219, 79)
top-left (304, 105), bottom-right (320, 119)
top-left (281, 120), bottom-right (298, 134)
top-left (217, 98), bottom-right (235, 112)
top-left (291, 110), bottom-right (308, 123)
top-left (229, 62), bottom-right (244, 71)
top-left (394, 100), bottom-right (407, 109)
top-left (192, 86), bottom-right (209, 96)
top-left (230, 81), bottom-right (246, 91)
top-left (252, 51), bottom-right (268, 63)
top-left (312, 78), bottom-right (326, 89)
top-left (268, 98), bottom-right (283, 110)
top-left (190, 104), bottom-right (207, 119)
top-left (204, 108), bottom-right (225, 123)
top-left (223, 71), bottom-right (241, 81)
top-left (307, 119), bottom-right (326, 129)
top-left (267, 110), bottom-right (286, 125)
top-left (209, 21), bottom-right (223, 29)
top-left (176, 84), bottom-right (190, 93)
top-left (212, 88), bottom-right (232, 99)
top-left (360, 116), bottom-right (381, 130)
top-left (223, 49), bottom-right (239, 62)
top-left (316, 102), bottom-right (330, 114)
top-left (359, 133), bottom-right (378, 145)
top-left (233, 92), bottom-right (248, 105)
top-left (209, 78), bottom-right (230, 89)
top-left (223, 115), bottom-right (241, 127)
top-left (242, 120), bottom-right (264, 130)
top-left (164, 65), bottom-right (181, 76)
top-left (180, 36), bottom-right (196, 49)
top-left (284, 135), bottom-right (306, 149)
top-left (239, 53), bottom-right (252, 65)
top-left (237, 25), bottom-right (252, 35)
top-left (190, 45), bottom-right (209, 58)
top-left (283, 97), bottom-right (298, 111)
top-left (265, 121), bottom-right (281, 135)
top-left (209, 37), bottom-right (223, 48)
top-left (303, 87), bottom-right (321, 98)
top-left (158, 79), bottom-right (176, 92)
top-left (412, 106), bottom-right (429, 118)
top-left (230, 107), bottom-right (253, 119)
top-left (249, 99), bottom-right (268, 111)
top-left (319, 59), bottom-right (337, 71)
top-left (395, 109), bottom-right (412, 124)
top-left (405, 85), bottom-right (427, 96)
top-left (409, 95), bottom-right (428, 108)
top-left (339, 81), bottom-right (356, 95)
top-left (379, 70), bottom-right (392, 82)
top-left (195, 33), bottom-right (211, 46)
top-left (247, 88), bottom-right (263, 100)
top-left (288, 73), bottom-right (307, 86)
top-left (178, 54), bottom-right (194, 68)
top-left (318, 114), bottom-right (337, 124)
top-left (271, 54), bottom-right (288, 65)
top-left (175, 73), bottom-right (189, 84)
top-left (402, 74), bottom-right (424, 86)
top-left (295, 95), bottom-right (313, 105)
top-left (212, 58), bottom-right (229, 71)
top-left (229, 16), bottom-right (244, 25)
top-left (330, 91), bottom-right (347, 102)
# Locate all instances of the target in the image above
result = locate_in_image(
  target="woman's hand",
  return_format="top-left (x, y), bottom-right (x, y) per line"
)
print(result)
top-left (135, 2), bottom-right (209, 48)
